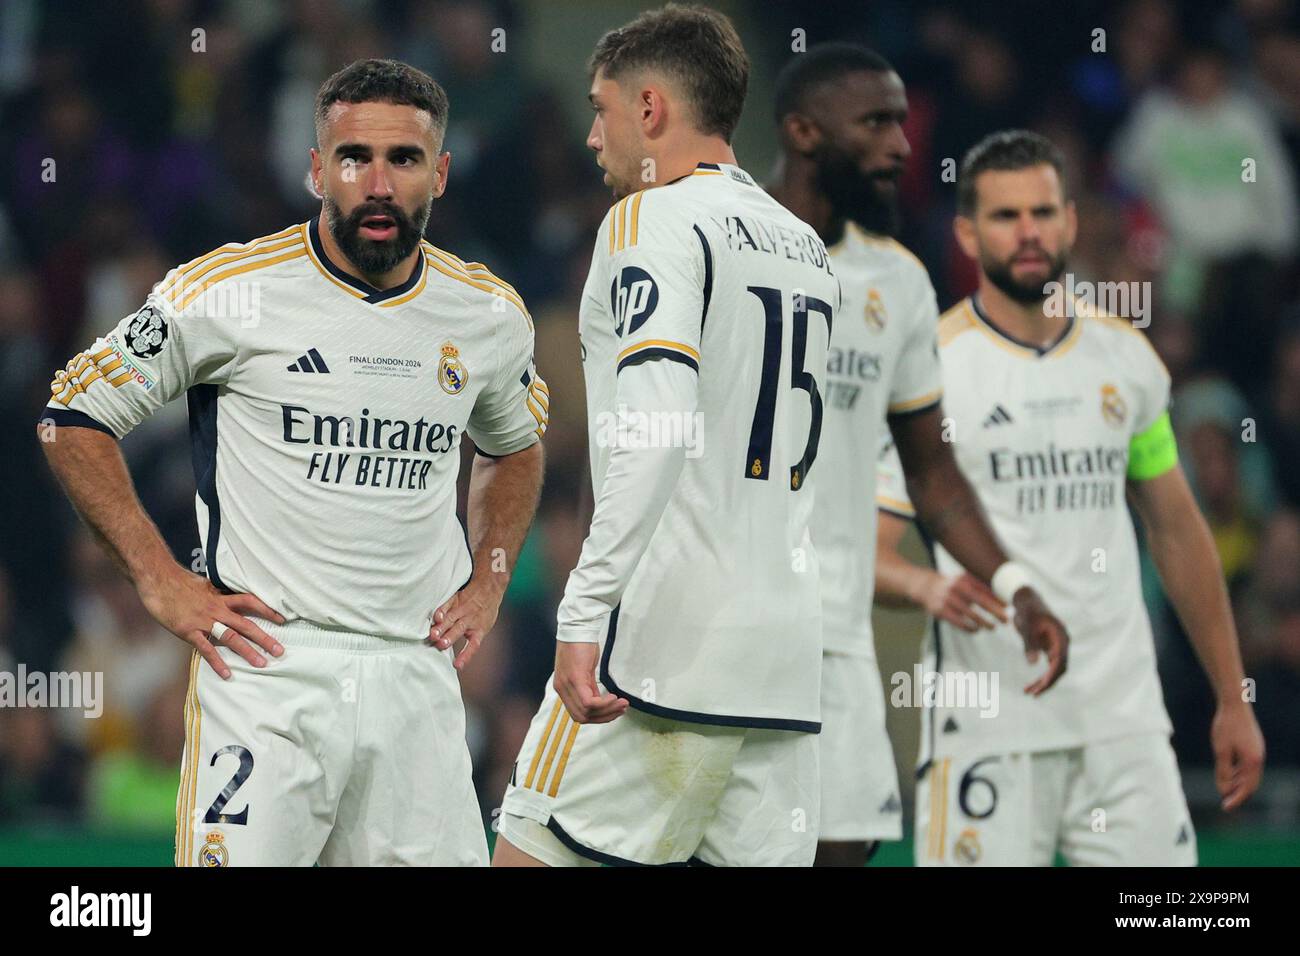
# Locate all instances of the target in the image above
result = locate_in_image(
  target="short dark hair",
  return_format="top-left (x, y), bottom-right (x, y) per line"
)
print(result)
top-left (589, 3), bottom-right (750, 143)
top-left (314, 58), bottom-right (449, 147)
top-left (957, 129), bottom-right (1068, 216)
top-left (773, 42), bottom-right (895, 123)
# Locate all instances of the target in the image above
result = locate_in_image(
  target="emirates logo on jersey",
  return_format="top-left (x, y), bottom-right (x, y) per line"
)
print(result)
top-left (1100, 383), bottom-right (1127, 427)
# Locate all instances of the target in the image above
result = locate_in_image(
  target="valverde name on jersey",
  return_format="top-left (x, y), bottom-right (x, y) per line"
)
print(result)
top-left (705, 211), bottom-right (835, 276)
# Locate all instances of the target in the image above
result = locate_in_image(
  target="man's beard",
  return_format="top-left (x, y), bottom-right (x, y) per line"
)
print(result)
top-left (324, 195), bottom-right (431, 278)
top-left (814, 146), bottom-right (901, 237)
top-left (982, 247), bottom-right (1069, 304)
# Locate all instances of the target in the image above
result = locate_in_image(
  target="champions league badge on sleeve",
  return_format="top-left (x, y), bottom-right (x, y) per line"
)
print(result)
top-left (438, 341), bottom-right (469, 394)
top-left (124, 305), bottom-right (169, 359)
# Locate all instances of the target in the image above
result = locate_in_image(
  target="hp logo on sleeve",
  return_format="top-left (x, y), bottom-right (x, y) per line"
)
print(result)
top-left (610, 267), bottom-right (659, 337)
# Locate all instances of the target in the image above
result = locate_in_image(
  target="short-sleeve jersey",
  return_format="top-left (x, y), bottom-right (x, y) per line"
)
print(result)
top-left (890, 295), bottom-right (1174, 752)
top-left (571, 163), bottom-right (841, 731)
top-left (812, 224), bottom-right (942, 657)
top-left (46, 219), bottom-right (547, 641)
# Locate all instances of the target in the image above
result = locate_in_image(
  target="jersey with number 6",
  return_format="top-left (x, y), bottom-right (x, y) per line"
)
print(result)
top-left (884, 296), bottom-right (1176, 754)
top-left (562, 162), bottom-right (840, 731)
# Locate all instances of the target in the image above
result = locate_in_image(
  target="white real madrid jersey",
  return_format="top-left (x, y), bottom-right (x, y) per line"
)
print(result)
top-left (559, 163), bottom-right (840, 731)
top-left (46, 219), bottom-right (548, 641)
top-left (813, 223), bottom-right (942, 657)
top-left (886, 296), bottom-right (1174, 753)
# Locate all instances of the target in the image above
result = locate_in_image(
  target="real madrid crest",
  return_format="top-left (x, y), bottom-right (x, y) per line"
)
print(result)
top-left (864, 288), bottom-right (888, 331)
top-left (954, 827), bottom-right (982, 865)
top-left (199, 830), bottom-right (229, 867)
top-left (1100, 383), bottom-right (1127, 427)
top-left (438, 341), bottom-right (469, 395)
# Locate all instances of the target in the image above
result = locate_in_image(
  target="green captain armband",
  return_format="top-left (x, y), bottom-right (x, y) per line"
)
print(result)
top-left (1127, 411), bottom-right (1178, 480)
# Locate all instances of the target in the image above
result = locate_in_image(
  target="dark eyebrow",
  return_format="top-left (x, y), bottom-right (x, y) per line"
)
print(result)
top-left (388, 145), bottom-right (426, 160)
top-left (333, 143), bottom-right (426, 161)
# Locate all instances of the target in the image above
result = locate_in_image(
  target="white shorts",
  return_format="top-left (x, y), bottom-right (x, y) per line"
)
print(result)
top-left (915, 733), bottom-right (1196, 866)
top-left (818, 651), bottom-right (902, 842)
top-left (175, 624), bottom-right (487, 867)
top-left (498, 680), bottom-right (820, 866)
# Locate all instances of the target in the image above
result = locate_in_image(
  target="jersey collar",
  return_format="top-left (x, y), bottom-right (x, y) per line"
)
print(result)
top-left (665, 161), bottom-right (757, 187)
top-left (305, 216), bottom-right (426, 304)
top-left (969, 293), bottom-right (1079, 359)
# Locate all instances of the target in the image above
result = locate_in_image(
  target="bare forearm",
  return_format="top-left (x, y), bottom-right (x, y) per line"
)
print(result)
top-left (1148, 518), bottom-right (1246, 703)
top-left (891, 415), bottom-right (1007, 582)
top-left (40, 424), bottom-right (177, 585)
top-left (875, 547), bottom-right (940, 609)
top-left (465, 443), bottom-right (545, 594)
top-left (910, 468), bottom-right (1005, 581)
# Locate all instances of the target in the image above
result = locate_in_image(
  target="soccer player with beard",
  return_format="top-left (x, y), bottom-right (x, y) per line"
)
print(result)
top-left (40, 59), bottom-right (548, 865)
top-left (767, 45), bottom-right (1070, 867)
top-left (874, 130), bottom-right (1264, 865)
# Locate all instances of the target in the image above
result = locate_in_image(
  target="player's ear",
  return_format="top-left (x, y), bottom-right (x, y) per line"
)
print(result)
top-left (310, 147), bottom-right (324, 197)
top-left (1063, 199), bottom-right (1078, 249)
top-left (640, 85), bottom-right (667, 136)
top-left (781, 113), bottom-right (822, 156)
top-left (432, 151), bottom-right (451, 199)
top-left (953, 212), bottom-right (979, 261)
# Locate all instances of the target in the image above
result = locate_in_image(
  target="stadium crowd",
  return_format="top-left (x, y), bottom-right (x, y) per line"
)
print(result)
top-left (0, 0), bottom-right (1297, 840)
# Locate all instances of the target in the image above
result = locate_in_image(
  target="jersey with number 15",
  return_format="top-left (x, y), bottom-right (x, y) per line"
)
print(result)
top-left (562, 162), bottom-right (841, 732)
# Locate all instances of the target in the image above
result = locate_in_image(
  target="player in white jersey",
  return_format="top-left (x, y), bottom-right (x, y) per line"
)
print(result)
top-left (766, 45), bottom-right (1065, 867)
top-left (40, 60), bottom-right (548, 866)
top-left (494, 6), bottom-right (844, 867)
top-left (875, 130), bottom-right (1265, 866)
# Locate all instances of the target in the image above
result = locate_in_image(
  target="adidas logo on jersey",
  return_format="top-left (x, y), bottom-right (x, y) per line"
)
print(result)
top-left (287, 348), bottom-right (330, 373)
top-left (1176, 824), bottom-right (1190, 845)
top-left (878, 793), bottom-right (902, 814)
top-left (982, 404), bottom-right (1013, 427)
top-left (942, 716), bottom-right (960, 734)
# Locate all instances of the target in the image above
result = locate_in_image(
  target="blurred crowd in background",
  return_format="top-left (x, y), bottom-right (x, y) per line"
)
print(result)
top-left (0, 0), bottom-right (1297, 842)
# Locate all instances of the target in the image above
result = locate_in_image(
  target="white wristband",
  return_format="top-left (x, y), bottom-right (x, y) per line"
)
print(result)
top-left (990, 562), bottom-right (1032, 604)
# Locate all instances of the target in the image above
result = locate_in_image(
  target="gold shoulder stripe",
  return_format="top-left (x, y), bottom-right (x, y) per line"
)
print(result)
top-left (434, 249), bottom-right (527, 303)
top-left (159, 226), bottom-right (301, 299)
top-left (176, 247), bottom-right (308, 310)
top-left (615, 197), bottom-right (629, 252)
top-left (607, 199), bottom-right (621, 255)
top-left (938, 305), bottom-right (977, 347)
top-left (163, 234), bottom-right (304, 307)
top-left (629, 191), bottom-right (644, 248)
top-left (939, 299), bottom-right (974, 323)
top-left (422, 252), bottom-right (532, 327)
top-left (421, 242), bottom-right (523, 292)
